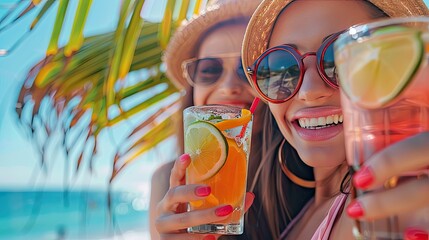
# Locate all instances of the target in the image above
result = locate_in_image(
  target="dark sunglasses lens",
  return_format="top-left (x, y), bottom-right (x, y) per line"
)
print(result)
top-left (256, 50), bottom-right (300, 100)
top-left (322, 42), bottom-right (337, 84)
top-left (187, 58), bottom-right (223, 85)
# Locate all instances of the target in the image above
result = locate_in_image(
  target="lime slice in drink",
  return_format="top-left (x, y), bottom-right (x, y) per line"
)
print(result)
top-left (338, 27), bottom-right (423, 108)
top-left (185, 121), bottom-right (228, 182)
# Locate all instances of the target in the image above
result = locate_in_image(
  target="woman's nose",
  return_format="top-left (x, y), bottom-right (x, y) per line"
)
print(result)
top-left (297, 56), bottom-right (333, 101)
top-left (217, 69), bottom-right (243, 95)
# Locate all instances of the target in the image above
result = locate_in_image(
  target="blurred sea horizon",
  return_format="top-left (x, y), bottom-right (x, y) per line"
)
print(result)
top-left (0, 189), bottom-right (149, 240)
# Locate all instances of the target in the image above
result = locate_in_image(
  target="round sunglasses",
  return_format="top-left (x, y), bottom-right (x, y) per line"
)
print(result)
top-left (182, 52), bottom-right (249, 87)
top-left (247, 31), bottom-right (343, 103)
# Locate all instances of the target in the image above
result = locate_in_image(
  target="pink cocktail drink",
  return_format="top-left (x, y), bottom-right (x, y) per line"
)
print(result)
top-left (335, 17), bottom-right (429, 240)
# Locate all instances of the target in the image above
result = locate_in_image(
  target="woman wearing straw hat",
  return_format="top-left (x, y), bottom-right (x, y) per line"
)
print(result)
top-left (155, 0), bottom-right (429, 239)
top-left (239, 0), bottom-right (429, 239)
top-left (149, 0), bottom-right (288, 239)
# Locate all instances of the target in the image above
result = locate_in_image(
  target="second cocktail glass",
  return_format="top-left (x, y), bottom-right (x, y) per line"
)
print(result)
top-left (335, 17), bottom-right (429, 240)
top-left (183, 104), bottom-right (253, 235)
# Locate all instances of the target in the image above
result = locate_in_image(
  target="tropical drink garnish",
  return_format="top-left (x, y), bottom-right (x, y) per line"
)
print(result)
top-left (185, 121), bottom-right (228, 182)
top-left (336, 27), bottom-right (424, 108)
top-left (214, 109), bottom-right (251, 130)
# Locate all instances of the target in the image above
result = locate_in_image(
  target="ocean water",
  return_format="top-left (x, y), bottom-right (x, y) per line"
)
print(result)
top-left (0, 190), bottom-right (149, 240)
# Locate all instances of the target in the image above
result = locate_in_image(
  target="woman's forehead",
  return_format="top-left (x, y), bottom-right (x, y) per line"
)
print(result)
top-left (269, 0), bottom-right (375, 48)
top-left (197, 23), bottom-right (246, 57)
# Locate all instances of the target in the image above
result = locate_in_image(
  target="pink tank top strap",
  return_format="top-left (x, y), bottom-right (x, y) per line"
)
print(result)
top-left (311, 193), bottom-right (348, 240)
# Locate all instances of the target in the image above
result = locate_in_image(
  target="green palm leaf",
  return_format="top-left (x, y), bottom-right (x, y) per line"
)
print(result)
top-left (47, 0), bottom-right (69, 56)
top-left (3, 0), bottom-right (209, 184)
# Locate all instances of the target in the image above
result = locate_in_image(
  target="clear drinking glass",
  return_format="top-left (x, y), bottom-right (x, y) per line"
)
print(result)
top-left (183, 105), bottom-right (253, 235)
top-left (335, 17), bottom-right (429, 240)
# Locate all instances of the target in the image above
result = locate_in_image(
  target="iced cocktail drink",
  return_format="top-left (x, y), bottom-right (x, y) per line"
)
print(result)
top-left (335, 17), bottom-right (429, 239)
top-left (183, 105), bottom-right (253, 235)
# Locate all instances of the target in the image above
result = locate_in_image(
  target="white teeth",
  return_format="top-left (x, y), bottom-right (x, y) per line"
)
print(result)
top-left (318, 117), bottom-right (326, 126)
top-left (298, 114), bottom-right (343, 129)
top-left (326, 115), bottom-right (333, 124)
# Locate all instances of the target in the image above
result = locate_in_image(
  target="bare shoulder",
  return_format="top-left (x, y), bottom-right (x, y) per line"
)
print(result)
top-left (151, 160), bottom-right (175, 189)
top-left (149, 160), bottom-right (175, 240)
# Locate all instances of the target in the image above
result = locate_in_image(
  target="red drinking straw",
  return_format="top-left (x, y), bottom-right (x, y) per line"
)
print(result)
top-left (249, 97), bottom-right (260, 114)
top-left (238, 97), bottom-right (260, 138)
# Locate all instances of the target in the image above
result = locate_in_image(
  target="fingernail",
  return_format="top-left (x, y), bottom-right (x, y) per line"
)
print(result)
top-left (353, 165), bottom-right (374, 189)
top-left (347, 200), bottom-right (365, 218)
top-left (179, 154), bottom-right (190, 163)
top-left (203, 235), bottom-right (216, 240)
top-left (405, 227), bottom-right (428, 240)
top-left (215, 205), bottom-right (233, 217)
top-left (195, 186), bottom-right (211, 197)
top-left (248, 192), bottom-right (255, 200)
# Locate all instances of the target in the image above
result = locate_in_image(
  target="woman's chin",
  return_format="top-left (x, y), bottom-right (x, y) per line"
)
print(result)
top-left (297, 147), bottom-right (346, 169)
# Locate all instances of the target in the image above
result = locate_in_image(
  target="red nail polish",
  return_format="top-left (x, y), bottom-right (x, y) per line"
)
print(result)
top-left (215, 205), bottom-right (233, 217)
top-left (203, 235), bottom-right (216, 240)
top-left (353, 165), bottom-right (374, 189)
top-left (195, 186), bottom-right (211, 197)
top-left (405, 228), bottom-right (428, 240)
top-left (347, 200), bottom-right (365, 218)
top-left (247, 192), bottom-right (255, 200)
top-left (179, 154), bottom-right (190, 163)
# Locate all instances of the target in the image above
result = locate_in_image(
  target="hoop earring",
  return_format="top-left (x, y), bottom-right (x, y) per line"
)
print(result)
top-left (278, 139), bottom-right (316, 188)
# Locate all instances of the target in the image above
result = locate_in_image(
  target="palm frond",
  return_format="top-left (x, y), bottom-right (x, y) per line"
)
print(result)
top-left (30, 0), bottom-right (56, 30)
top-left (159, 0), bottom-right (176, 49)
top-left (64, 0), bottom-right (93, 57)
top-left (5, 0), bottom-right (209, 184)
top-left (46, 0), bottom-right (69, 56)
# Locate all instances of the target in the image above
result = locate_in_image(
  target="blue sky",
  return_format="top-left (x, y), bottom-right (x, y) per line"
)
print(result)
top-left (0, 0), bottom-right (429, 192)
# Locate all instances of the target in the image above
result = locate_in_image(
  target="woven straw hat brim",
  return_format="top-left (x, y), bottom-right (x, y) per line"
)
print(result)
top-left (242, 0), bottom-right (429, 91)
top-left (164, 0), bottom-right (262, 90)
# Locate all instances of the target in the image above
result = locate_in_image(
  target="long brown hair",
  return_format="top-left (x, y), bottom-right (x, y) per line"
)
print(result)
top-left (240, 110), bottom-right (314, 239)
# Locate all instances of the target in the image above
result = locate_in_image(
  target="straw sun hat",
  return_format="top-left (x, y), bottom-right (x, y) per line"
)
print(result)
top-left (242, 0), bottom-right (429, 89)
top-left (163, 0), bottom-right (262, 90)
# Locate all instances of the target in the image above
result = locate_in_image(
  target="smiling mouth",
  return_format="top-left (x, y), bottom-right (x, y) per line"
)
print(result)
top-left (297, 114), bottom-right (343, 129)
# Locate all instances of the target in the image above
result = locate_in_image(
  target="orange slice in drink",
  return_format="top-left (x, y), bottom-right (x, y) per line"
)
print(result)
top-left (214, 109), bottom-right (252, 131)
top-left (185, 121), bottom-right (228, 182)
top-left (336, 27), bottom-right (423, 108)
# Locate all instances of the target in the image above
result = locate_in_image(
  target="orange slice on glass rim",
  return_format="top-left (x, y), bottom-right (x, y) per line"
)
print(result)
top-left (214, 109), bottom-right (252, 131)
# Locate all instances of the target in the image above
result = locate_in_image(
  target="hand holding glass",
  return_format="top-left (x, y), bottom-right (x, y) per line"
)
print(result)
top-left (335, 17), bottom-right (429, 240)
top-left (183, 105), bottom-right (253, 235)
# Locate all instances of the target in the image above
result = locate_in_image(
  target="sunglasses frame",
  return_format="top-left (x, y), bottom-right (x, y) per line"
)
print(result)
top-left (247, 31), bottom-right (343, 103)
top-left (182, 52), bottom-right (243, 87)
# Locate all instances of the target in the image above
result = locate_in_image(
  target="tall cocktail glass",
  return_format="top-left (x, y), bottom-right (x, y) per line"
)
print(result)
top-left (183, 104), bottom-right (253, 235)
top-left (335, 17), bottom-right (429, 240)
